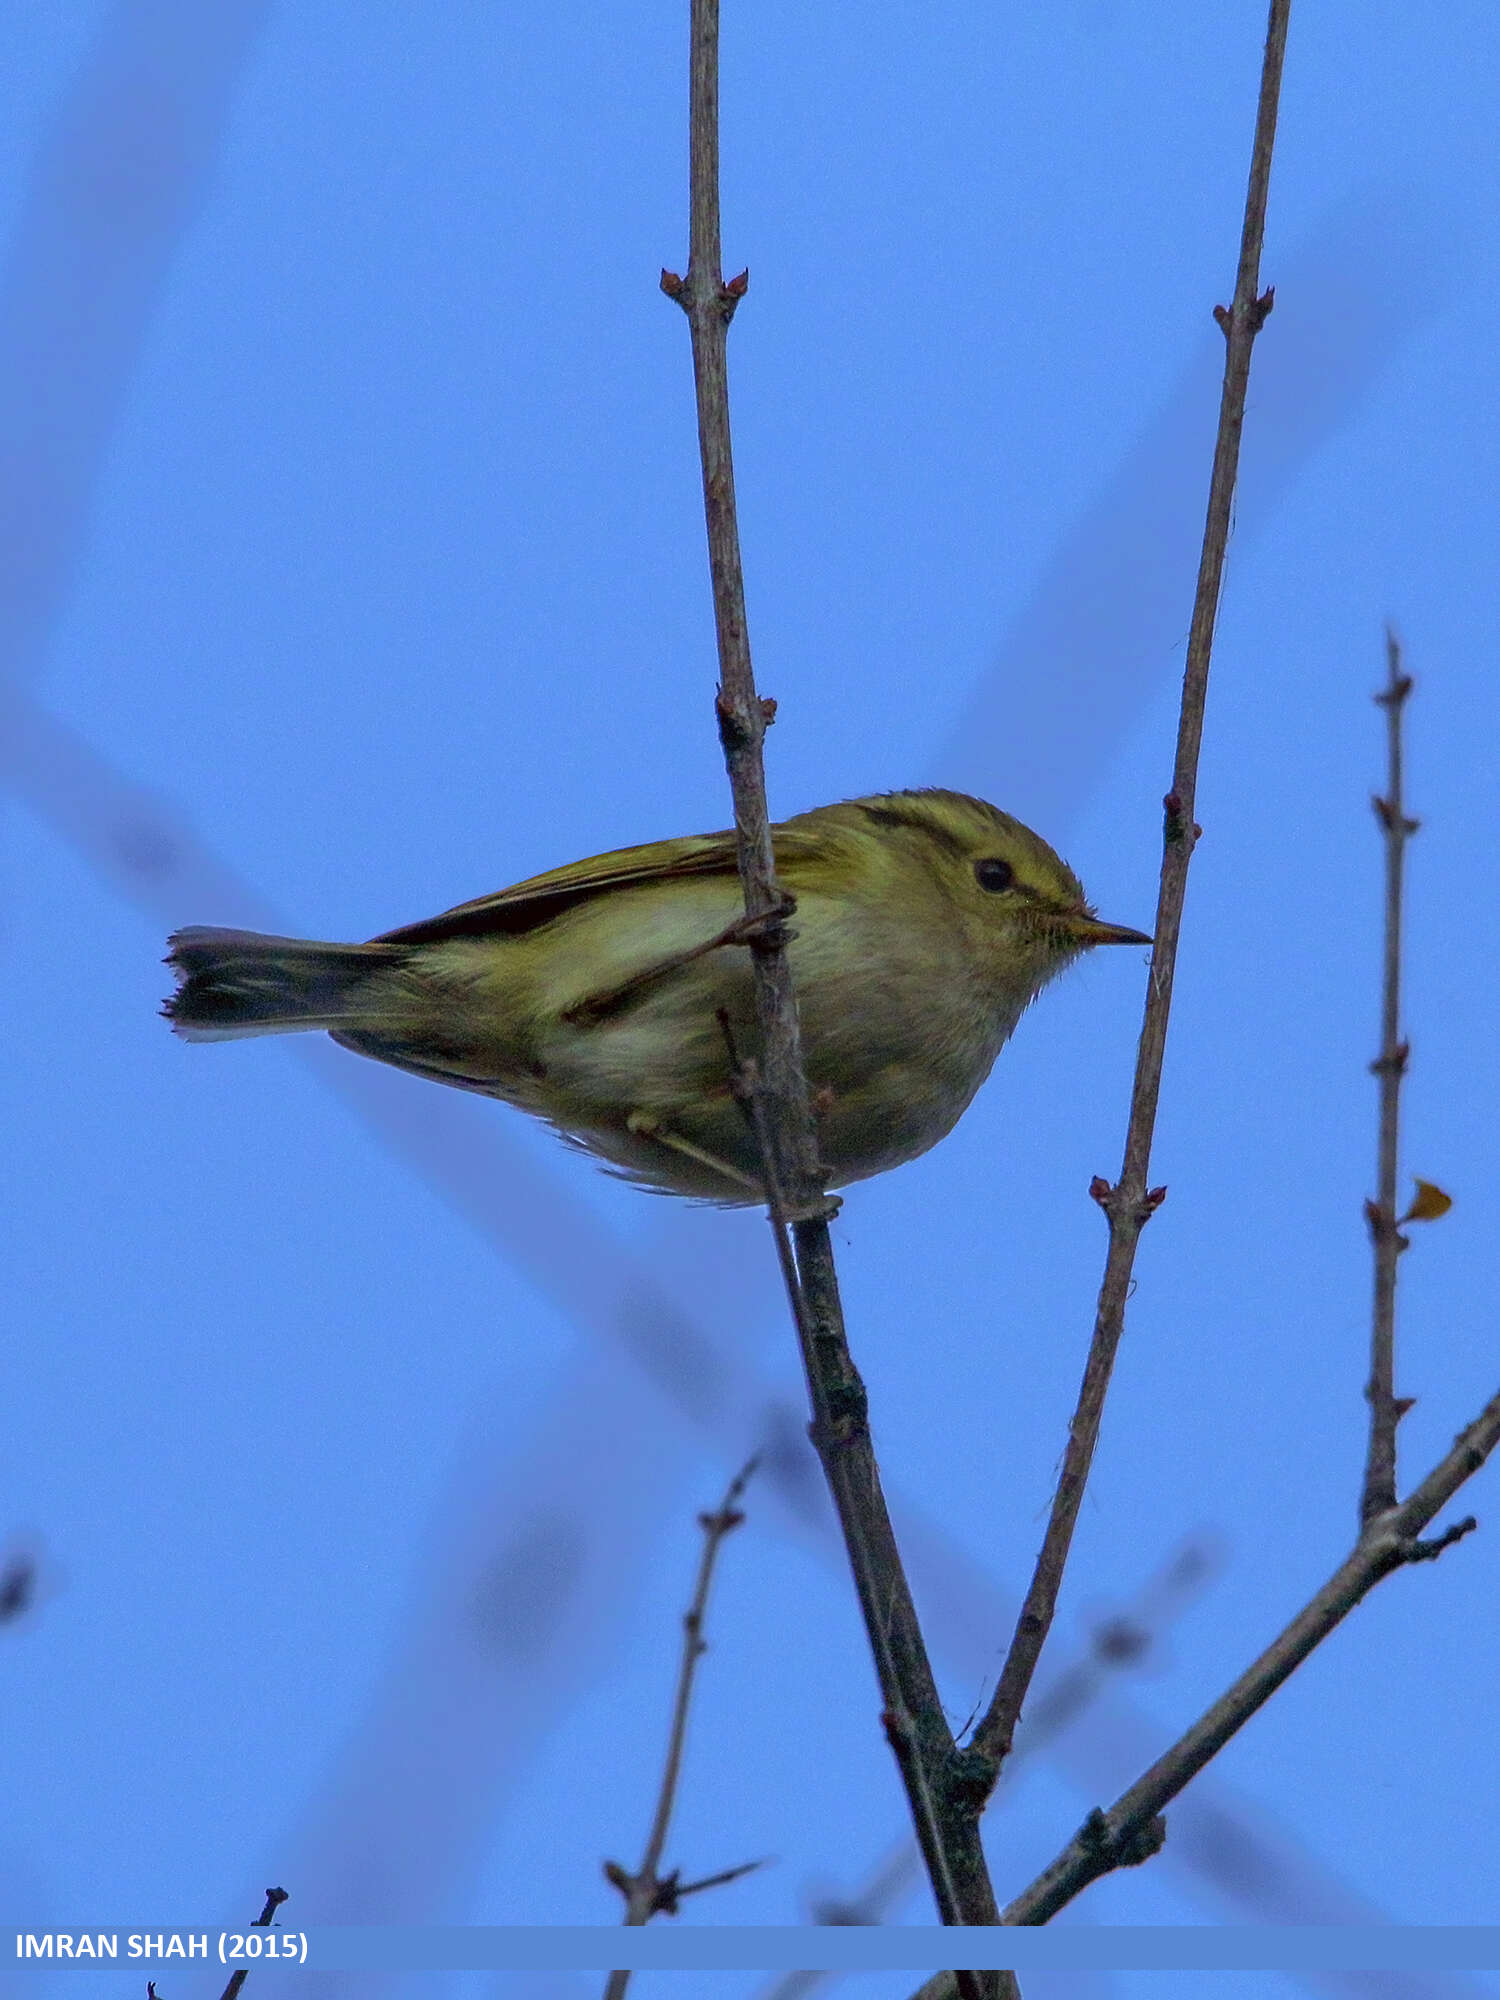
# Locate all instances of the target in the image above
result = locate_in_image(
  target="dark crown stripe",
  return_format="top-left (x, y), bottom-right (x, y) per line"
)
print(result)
top-left (856, 800), bottom-right (971, 861)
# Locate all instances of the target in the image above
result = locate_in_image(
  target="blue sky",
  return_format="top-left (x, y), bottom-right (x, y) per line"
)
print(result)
top-left (2, 3), bottom-right (1499, 1998)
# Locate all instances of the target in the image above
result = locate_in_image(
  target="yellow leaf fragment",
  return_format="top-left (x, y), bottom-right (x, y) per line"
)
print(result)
top-left (1401, 1179), bottom-right (1453, 1224)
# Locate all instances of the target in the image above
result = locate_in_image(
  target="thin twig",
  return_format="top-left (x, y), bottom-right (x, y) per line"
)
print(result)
top-left (1361, 631), bottom-right (1417, 1522)
top-left (1000, 1387), bottom-right (1497, 1923)
top-left (216, 1888), bottom-right (288, 2000)
top-left (968, 0), bottom-right (1292, 1786)
top-left (602, 1461), bottom-right (760, 2000)
top-left (663, 0), bottom-right (1004, 1959)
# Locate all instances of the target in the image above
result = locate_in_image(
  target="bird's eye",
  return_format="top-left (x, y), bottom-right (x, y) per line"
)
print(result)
top-left (974, 857), bottom-right (1014, 893)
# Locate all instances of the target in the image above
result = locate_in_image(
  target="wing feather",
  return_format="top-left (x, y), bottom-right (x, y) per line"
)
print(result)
top-left (371, 826), bottom-right (825, 947)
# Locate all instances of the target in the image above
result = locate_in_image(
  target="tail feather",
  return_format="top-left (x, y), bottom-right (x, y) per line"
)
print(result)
top-left (163, 926), bottom-right (402, 1042)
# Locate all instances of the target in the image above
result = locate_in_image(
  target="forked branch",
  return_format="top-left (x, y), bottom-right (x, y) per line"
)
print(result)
top-left (1000, 1389), bottom-right (1494, 1924)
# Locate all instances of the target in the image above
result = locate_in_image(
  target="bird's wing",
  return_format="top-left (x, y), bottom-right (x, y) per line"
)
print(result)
top-left (371, 826), bottom-right (822, 948)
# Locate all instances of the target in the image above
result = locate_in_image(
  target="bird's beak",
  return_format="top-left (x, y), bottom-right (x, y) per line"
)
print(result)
top-left (1055, 910), bottom-right (1153, 948)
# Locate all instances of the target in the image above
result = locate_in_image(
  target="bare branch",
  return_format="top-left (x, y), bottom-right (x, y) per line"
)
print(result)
top-left (1361, 630), bottom-right (1419, 1521)
top-left (604, 1464), bottom-right (764, 1992)
top-left (602, 1461), bottom-right (758, 1997)
top-left (968, 0), bottom-right (1292, 1786)
top-left (665, 0), bottom-right (1003, 1951)
top-left (1001, 1390), bottom-right (1498, 1924)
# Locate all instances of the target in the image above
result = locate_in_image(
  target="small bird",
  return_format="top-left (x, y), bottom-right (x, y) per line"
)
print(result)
top-left (163, 788), bottom-right (1148, 1201)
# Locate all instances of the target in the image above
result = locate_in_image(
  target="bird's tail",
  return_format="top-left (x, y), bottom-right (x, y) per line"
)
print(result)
top-left (163, 926), bottom-right (405, 1041)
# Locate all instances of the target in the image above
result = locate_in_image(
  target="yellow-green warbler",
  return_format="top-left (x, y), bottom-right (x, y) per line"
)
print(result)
top-left (163, 788), bottom-right (1148, 1201)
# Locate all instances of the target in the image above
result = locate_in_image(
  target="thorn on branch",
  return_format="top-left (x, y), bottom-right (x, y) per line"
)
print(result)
top-left (659, 267), bottom-right (747, 323)
top-left (1368, 1042), bottom-right (1410, 1080)
top-left (715, 684), bottom-right (764, 751)
top-left (1364, 1377), bottom-right (1416, 1417)
top-left (1372, 793), bottom-right (1421, 836)
top-left (674, 1855), bottom-right (767, 1902)
top-left (1089, 1176), bottom-right (1166, 1225)
top-left (1212, 286), bottom-right (1275, 337)
top-left (697, 269), bottom-right (748, 326)
top-left (1404, 1515), bottom-right (1477, 1563)
top-left (1363, 1201), bottom-right (1414, 1256)
top-left (713, 688), bottom-right (778, 749)
top-left (650, 1867), bottom-right (684, 1915)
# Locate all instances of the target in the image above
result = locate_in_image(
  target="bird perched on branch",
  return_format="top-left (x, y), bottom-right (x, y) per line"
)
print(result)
top-left (164, 788), bottom-right (1148, 1201)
